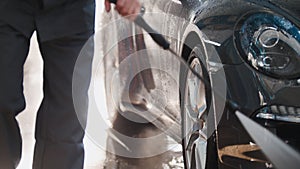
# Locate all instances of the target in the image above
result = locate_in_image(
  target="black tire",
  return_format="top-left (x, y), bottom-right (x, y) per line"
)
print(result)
top-left (180, 44), bottom-right (218, 169)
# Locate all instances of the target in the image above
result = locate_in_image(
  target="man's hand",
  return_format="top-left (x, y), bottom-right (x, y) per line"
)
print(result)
top-left (105, 0), bottom-right (141, 21)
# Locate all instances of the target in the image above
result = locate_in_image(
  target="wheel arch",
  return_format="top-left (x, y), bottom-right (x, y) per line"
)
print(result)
top-left (180, 23), bottom-right (208, 62)
top-left (181, 32), bottom-right (202, 61)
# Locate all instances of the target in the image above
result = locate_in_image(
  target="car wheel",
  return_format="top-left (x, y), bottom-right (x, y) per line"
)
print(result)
top-left (180, 45), bottom-right (217, 169)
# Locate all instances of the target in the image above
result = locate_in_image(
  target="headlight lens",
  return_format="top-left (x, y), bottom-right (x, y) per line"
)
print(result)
top-left (236, 12), bottom-right (300, 79)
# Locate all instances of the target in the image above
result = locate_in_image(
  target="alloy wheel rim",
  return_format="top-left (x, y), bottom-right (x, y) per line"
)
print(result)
top-left (184, 56), bottom-right (208, 169)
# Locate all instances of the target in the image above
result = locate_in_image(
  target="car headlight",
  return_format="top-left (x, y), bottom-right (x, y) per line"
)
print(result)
top-left (235, 12), bottom-right (300, 79)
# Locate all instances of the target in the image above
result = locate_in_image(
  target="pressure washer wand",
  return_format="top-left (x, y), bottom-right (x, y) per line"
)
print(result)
top-left (109, 0), bottom-right (170, 50)
top-left (109, 0), bottom-right (207, 85)
top-left (132, 14), bottom-right (183, 70)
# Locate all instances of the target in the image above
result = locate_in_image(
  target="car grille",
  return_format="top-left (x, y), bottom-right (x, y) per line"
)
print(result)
top-left (255, 105), bottom-right (300, 123)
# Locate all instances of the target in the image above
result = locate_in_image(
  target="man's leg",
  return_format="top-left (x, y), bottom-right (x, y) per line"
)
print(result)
top-left (0, 22), bottom-right (32, 169)
top-left (33, 30), bottom-right (94, 169)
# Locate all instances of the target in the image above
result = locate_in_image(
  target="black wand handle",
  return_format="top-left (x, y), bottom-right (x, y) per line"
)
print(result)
top-left (109, 0), bottom-right (170, 50)
top-left (109, 0), bottom-right (117, 3)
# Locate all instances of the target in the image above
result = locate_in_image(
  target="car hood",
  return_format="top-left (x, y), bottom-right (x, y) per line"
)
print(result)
top-left (246, 0), bottom-right (300, 24)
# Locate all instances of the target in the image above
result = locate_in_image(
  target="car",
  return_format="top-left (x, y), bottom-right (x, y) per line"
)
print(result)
top-left (100, 0), bottom-right (300, 168)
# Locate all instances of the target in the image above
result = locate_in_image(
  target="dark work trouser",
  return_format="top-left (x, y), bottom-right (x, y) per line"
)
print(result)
top-left (0, 21), bottom-right (94, 169)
